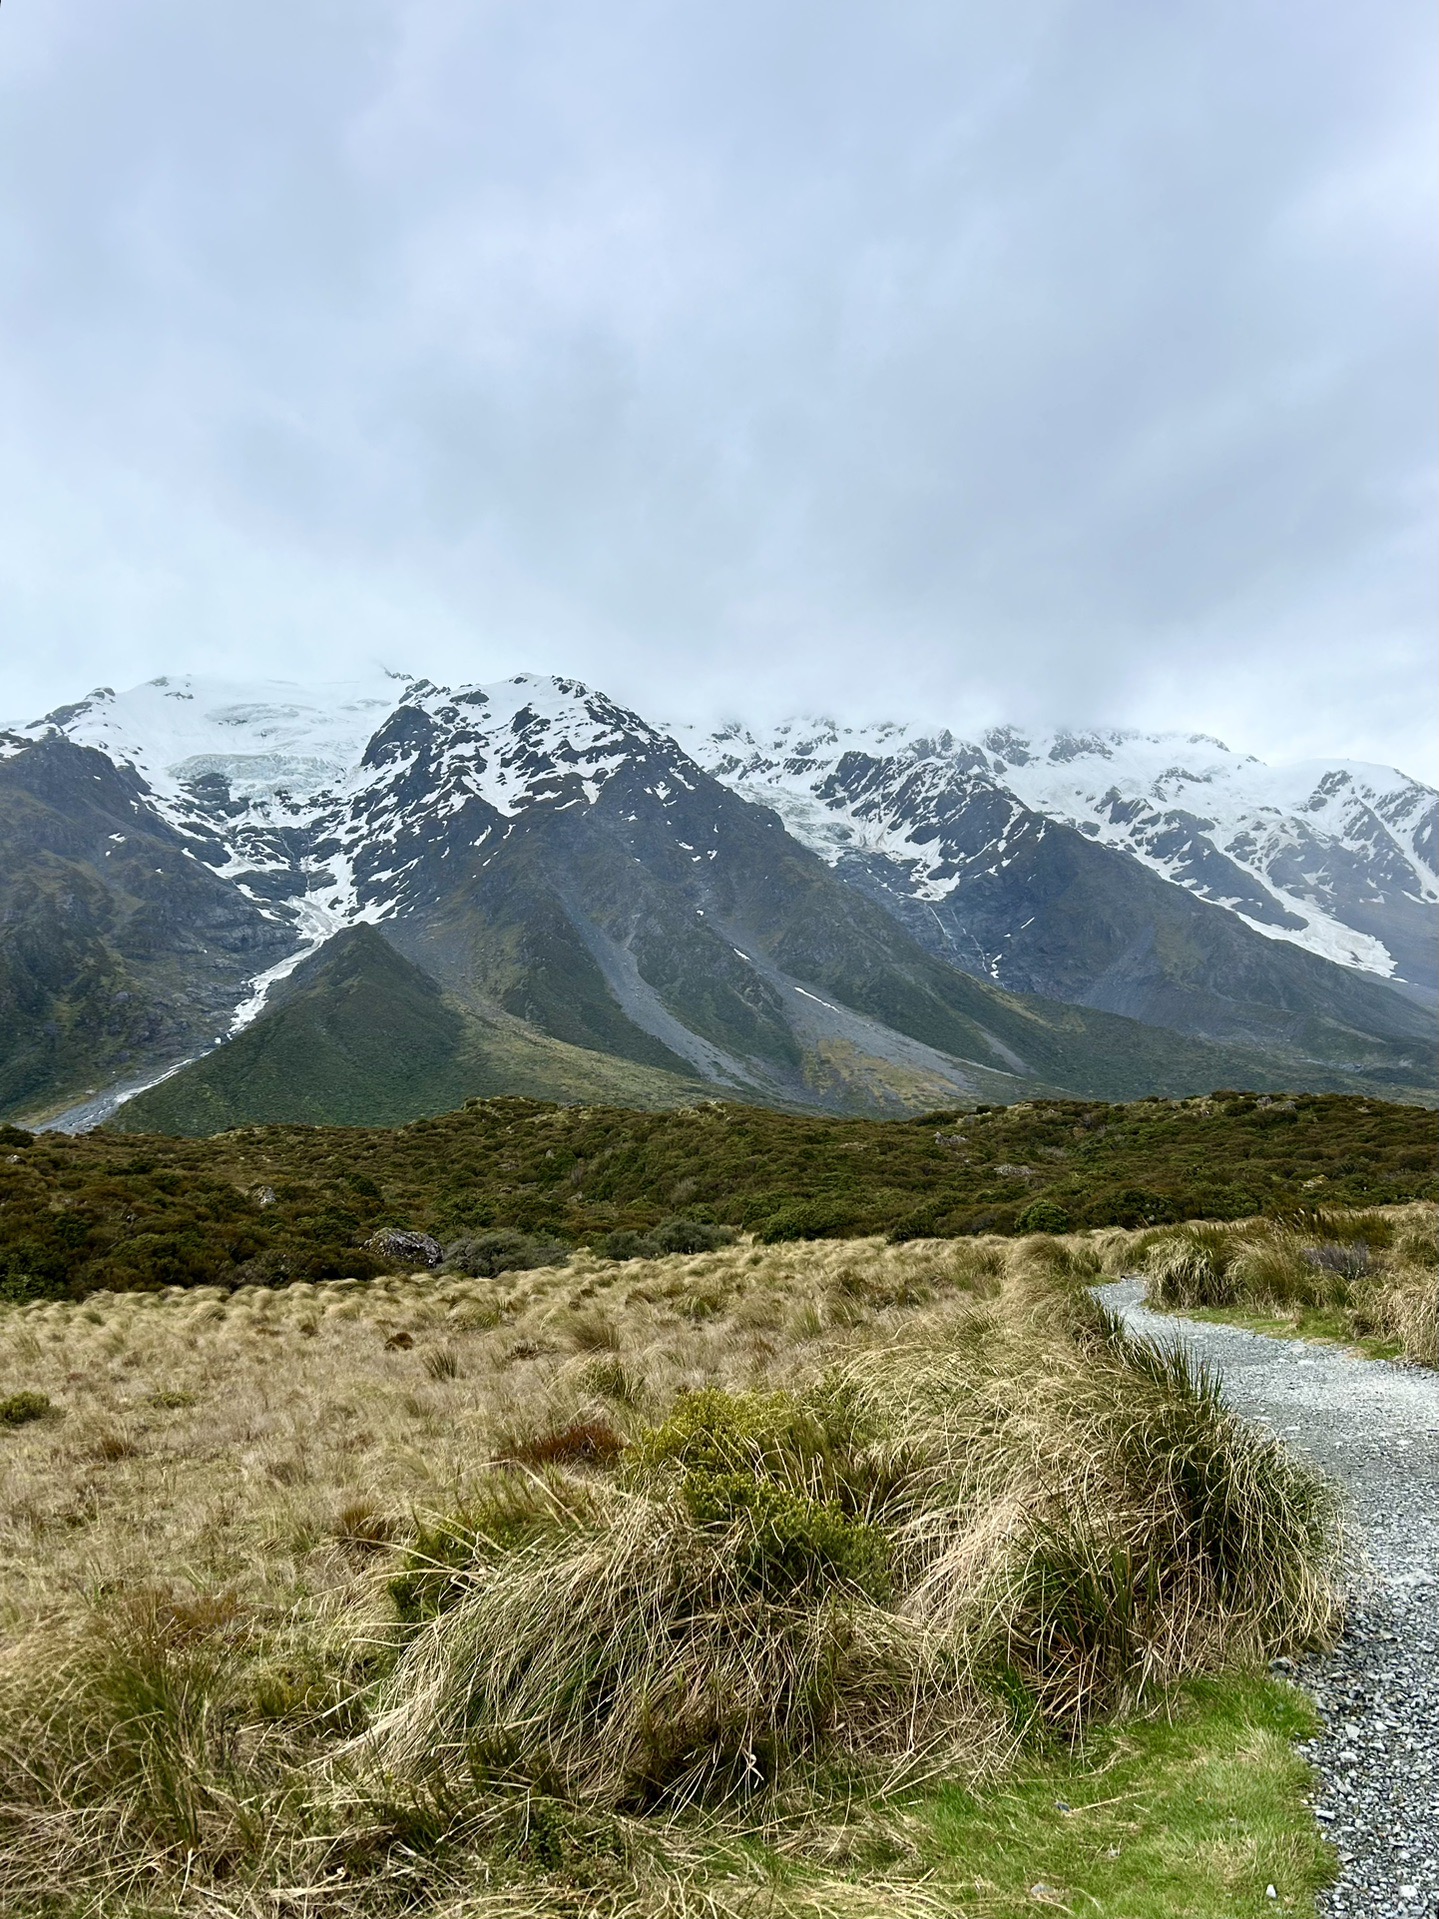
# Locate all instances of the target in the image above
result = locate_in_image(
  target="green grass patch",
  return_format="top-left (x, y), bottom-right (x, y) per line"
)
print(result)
top-left (913, 1673), bottom-right (1334, 1917)
top-left (1157, 1301), bottom-right (1407, 1363)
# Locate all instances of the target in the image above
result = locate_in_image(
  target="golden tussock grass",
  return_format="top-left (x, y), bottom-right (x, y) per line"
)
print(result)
top-left (1122, 1202), bottom-right (1438, 1366)
top-left (0, 1231), bottom-right (1340, 1917)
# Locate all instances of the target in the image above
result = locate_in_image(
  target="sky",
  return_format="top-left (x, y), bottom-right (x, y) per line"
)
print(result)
top-left (0, 1), bottom-right (1435, 780)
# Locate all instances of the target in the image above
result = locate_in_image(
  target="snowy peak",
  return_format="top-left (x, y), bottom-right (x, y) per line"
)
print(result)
top-left (680, 717), bottom-right (1438, 987)
top-left (21, 671), bottom-right (715, 973)
top-left (354, 674), bottom-right (688, 824)
top-left (28, 673), bottom-right (401, 810)
top-left (332, 673), bottom-right (707, 926)
top-left (16, 673), bottom-right (1437, 997)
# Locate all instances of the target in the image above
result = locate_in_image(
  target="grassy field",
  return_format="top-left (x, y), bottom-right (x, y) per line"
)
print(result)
top-left (2, 1088), bottom-right (1434, 1301)
top-left (0, 1228), bottom-right (1342, 1917)
top-left (1129, 1203), bottom-right (1438, 1366)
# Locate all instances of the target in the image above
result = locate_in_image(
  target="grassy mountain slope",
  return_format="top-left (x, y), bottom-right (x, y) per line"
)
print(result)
top-left (1, 1089), bottom-right (1430, 1298)
top-left (116, 926), bottom-right (708, 1135)
top-left (0, 738), bottom-right (294, 1122)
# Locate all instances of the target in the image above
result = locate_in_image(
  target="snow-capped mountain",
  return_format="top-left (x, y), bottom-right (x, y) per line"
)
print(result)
top-left (2, 673), bottom-right (1433, 1131)
top-left (679, 719), bottom-right (1438, 994)
top-left (16, 673), bottom-right (713, 1029)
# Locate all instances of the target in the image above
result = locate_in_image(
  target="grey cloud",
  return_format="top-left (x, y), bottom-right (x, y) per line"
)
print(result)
top-left (0, 0), bottom-right (1433, 775)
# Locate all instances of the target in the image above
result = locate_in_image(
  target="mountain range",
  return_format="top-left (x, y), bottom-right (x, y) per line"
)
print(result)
top-left (1, 672), bottom-right (1433, 1133)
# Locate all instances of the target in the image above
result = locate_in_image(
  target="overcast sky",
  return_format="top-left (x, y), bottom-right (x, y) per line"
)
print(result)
top-left (1, 1), bottom-right (1434, 778)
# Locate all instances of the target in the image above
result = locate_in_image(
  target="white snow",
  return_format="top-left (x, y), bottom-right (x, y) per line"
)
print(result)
top-left (677, 716), bottom-right (1438, 982)
top-left (13, 673), bottom-right (1434, 999)
top-left (28, 673), bottom-right (401, 814)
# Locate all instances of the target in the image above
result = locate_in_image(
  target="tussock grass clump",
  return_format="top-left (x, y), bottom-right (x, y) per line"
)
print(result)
top-left (363, 1298), bottom-right (1338, 1819)
top-left (1137, 1203), bottom-right (1438, 1365)
top-left (0, 1229), bottom-right (1343, 1915)
top-left (1351, 1214), bottom-right (1439, 1365)
top-left (1142, 1224), bottom-right (1240, 1307)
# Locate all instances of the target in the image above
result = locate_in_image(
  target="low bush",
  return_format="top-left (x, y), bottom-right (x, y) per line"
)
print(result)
top-left (1, 1389), bottom-right (54, 1426)
top-left (2, 1092), bottom-right (1432, 1300)
top-left (589, 1218), bottom-right (734, 1261)
top-left (442, 1229), bottom-right (570, 1277)
top-left (1018, 1199), bottom-right (1073, 1235)
top-left (650, 1217), bottom-right (736, 1255)
top-left (590, 1227), bottom-right (659, 1261)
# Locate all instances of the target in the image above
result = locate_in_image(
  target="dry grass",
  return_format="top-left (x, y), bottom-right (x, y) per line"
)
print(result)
top-left (0, 1231), bottom-right (1339, 1916)
top-left (1126, 1203), bottom-right (1439, 1366)
top-left (0, 1237), bottom-right (1000, 1630)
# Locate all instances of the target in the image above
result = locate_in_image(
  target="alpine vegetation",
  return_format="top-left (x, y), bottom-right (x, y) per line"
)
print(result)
top-left (0, 1230), bottom-right (1342, 1916)
top-left (1134, 1203), bottom-right (1439, 1365)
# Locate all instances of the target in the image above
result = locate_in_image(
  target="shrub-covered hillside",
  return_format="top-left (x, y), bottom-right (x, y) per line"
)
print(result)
top-left (0, 1090), bottom-right (1433, 1300)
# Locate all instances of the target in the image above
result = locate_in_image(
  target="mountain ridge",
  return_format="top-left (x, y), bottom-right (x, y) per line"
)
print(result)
top-left (677, 716), bottom-right (1438, 991)
top-left (3, 672), bottom-right (1434, 1130)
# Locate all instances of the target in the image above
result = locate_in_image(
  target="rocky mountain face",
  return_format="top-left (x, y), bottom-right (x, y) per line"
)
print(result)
top-left (676, 721), bottom-right (1438, 1064)
top-left (0, 733), bottom-right (293, 1119)
top-left (2, 675), bottom-right (1433, 1131)
top-left (679, 719), bottom-right (1438, 995)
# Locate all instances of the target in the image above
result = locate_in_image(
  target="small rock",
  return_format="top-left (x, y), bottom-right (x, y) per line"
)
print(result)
top-left (365, 1228), bottom-right (442, 1268)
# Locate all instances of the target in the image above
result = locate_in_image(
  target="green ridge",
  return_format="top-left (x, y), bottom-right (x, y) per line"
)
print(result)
top-left (117, 926), bottom-right (708, 1135)
top-left (0, 1087), bottom-right (1430, 1299)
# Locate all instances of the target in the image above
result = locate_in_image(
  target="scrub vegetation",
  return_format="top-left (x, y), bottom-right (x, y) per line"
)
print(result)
top-left (0, 1087), bottom-right (1432, 1302)
top-left (1131, 1202), bottom-right (1439, 1366)
top-left (0, 1229), bottom-right (1342, 1916)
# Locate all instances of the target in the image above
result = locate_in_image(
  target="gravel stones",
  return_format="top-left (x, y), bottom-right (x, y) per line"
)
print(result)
top-left (1098, 1280), bottom-right (1439, 1919)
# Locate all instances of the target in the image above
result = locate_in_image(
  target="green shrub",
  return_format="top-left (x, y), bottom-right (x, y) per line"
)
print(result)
top-left (1018, 1200), bottom-right (1073, 1235)
top-left (442, 1230), bottom-right (570, 1277)
top-left (678, 1471), bottom-right (891, 1599)
top-left (1, 1390), bottom-right (54, 1426)
top-left (629, 1387), bottom-right (815, 1480)
top-left (1, 1091), bottom-right (1433, 1300)
top-left (649, 1218), bottom-right (735, 1255)
top-left (591, 1229), bottom-right (659, 1261)
top-left (756, 1200), bottom-right (860, 1243)
top-left (1100, 1190), bottom-right (1182, 1229)
top-left (0, 1270), bottom-right (54, 1306)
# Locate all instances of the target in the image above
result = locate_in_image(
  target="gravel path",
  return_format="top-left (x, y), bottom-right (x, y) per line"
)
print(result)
top-left (1097, 1280), bottom-right (1439, 1919)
